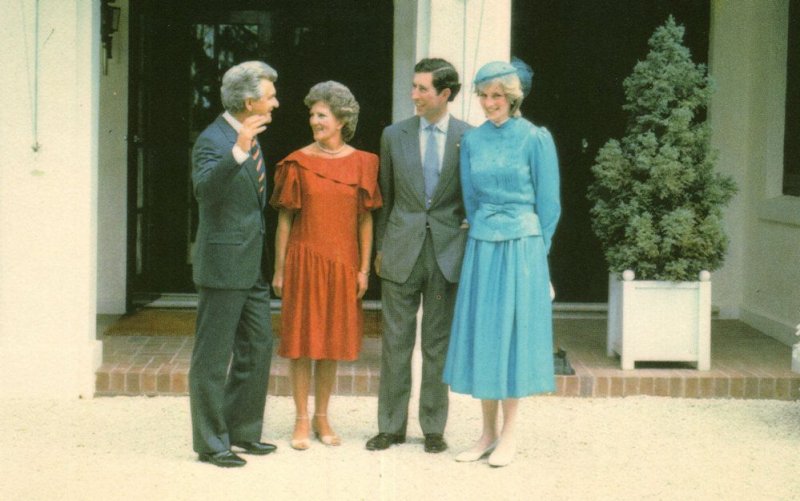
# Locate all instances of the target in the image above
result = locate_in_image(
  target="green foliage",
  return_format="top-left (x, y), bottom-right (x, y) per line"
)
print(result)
top-left (588, 17), bottom-right (737, 281)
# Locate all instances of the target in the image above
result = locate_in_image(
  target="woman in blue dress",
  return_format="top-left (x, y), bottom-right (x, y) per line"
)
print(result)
top-left (443, 60), bottom-right (560, 467)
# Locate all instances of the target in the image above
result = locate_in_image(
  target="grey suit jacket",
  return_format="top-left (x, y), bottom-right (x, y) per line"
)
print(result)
top-left (191, 115), bottom-right (267, 289)
top-left (375, 115), bottom-right (471, 284)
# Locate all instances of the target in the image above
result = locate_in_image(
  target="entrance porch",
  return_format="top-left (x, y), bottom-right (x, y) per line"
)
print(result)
top-left (95, 314), bottom-right (800, 400)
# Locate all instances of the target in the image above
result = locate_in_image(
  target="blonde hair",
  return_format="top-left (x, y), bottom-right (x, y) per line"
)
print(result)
top-left (475, 73), bottom-right (524, 117)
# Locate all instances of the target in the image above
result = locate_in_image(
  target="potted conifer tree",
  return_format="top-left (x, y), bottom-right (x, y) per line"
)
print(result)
top-left (587, 17), bottom-right (737, 370)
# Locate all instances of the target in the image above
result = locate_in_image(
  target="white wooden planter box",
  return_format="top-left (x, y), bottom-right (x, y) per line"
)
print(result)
top-left (607, 270), bottom-right (711, 370)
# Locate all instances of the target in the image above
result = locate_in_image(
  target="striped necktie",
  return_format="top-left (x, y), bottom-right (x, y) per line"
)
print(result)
top-left (251, 140), bottom-right (265, 195)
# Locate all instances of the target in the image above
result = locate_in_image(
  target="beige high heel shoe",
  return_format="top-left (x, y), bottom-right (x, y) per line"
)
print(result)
top-left (312, 414), bottom-right (341, 446)
top-left (291, 416), bottom-right (311, 451)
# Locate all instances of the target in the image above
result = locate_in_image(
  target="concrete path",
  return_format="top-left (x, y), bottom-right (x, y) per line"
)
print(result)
top-left (2, 394), bottom-right (799, 500)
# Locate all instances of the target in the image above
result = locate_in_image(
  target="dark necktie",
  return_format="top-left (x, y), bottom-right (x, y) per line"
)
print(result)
top-left (423, 124), bottom-right (440, 208)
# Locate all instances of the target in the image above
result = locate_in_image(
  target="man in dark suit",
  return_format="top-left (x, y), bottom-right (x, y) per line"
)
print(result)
top-left (189, 61), bottom-right (279, 468)
top-left (367, 58), bottom-right (471, 454)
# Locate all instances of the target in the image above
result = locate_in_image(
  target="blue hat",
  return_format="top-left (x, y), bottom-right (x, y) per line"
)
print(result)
top-left (473, 57), bottom-right (534, 97)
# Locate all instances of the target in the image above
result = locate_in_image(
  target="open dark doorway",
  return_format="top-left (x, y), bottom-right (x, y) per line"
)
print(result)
top-left (512, 0), bottom-right (710, 303)
top-left (127, 0), bottom-right (393, 308)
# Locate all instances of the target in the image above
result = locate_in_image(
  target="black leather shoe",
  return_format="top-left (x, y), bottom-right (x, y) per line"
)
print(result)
top-left (365, 432), bottom-right (405, 451)
top-left (231, 441), bottom-right (277, 455)
top-left (198, 450), bottom-right (246, 468)
top-left (424, 434), bottom-right (448, 453)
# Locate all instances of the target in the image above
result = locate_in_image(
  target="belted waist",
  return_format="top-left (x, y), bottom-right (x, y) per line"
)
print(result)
top-left (477, 202), bottom-right (534, 218)
top-left (468, 202), bottom-right (541, 242)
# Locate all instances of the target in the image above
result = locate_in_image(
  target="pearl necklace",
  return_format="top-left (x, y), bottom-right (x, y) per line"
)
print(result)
top-left (316, 141), bottom-right (347, 155)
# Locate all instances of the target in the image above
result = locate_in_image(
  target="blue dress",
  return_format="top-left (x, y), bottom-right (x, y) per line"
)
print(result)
top-left (443, 117), bottom-right (561, 399)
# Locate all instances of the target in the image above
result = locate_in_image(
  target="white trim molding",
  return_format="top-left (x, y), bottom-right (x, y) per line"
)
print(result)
top-left (740, 306), bottom-right (799, 346)
top-left (758, 196), bottom-right (800, 227)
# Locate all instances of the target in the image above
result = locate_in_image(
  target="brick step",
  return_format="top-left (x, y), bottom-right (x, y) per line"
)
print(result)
top-left (97, 319), bottom-right (800, 399)
top-left (96, 336), bottom-right (383, 397)
top-left (96, 337), bottom-right (800, 399)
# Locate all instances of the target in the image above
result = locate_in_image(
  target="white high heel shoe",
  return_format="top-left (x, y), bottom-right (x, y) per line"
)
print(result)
top-left (455, 441), bottom-right (497, 462)
top-left (487, 442), bottom-right (516, 467)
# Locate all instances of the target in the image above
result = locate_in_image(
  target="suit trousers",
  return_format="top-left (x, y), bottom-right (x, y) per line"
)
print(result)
top-left (378, 229), bottom-right (458, 436)
top-left (189, 276), bottom-right (273, 453)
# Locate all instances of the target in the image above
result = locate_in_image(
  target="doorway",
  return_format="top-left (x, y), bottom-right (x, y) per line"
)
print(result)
top-left (127, 0), bottom-right (394, 308)
top-left (512, 0), bottom-right (710, 303)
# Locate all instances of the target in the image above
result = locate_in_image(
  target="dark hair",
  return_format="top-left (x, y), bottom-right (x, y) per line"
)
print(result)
top-left (414, 58), bottom-right (461, 101)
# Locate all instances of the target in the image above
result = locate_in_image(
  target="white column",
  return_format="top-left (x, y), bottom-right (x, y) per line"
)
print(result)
top-left (393, 0), bottom-right (512, 125)
top-left (391, 1), bottom-right (419, 122)
top-left (0, 0), bottom-right (101, 398)
top-left (422, 0), bottom-right (512, 124)
top-left (97, 0), bottom-right (129, 314)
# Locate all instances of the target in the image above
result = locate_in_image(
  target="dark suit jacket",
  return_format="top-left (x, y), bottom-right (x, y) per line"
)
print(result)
top-left (192, 115), bottom-right (267, 289)
top-left (375, 115), bottom-right (471, 284)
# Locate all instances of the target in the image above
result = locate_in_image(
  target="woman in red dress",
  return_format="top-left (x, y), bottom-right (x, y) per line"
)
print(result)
top-left (271, 81), bottom-right (381, 450)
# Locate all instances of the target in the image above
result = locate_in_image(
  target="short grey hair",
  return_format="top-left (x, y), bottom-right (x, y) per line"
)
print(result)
top-left (304, 81), bottom-right (360, 142)
top-left (475, 73), bottom-right (524, 118)
top-left (220, 61), bottom-right (278, 114)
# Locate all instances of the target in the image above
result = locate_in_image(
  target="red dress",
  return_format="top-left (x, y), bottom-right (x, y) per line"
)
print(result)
top-left (270, 149), bottom-right (382, 360)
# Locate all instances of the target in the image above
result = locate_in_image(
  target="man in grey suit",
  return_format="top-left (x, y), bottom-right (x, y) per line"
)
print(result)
top-left (189, 61), bottom-right (279, 468)
top-left (367, 58), bottom-right (471, 454)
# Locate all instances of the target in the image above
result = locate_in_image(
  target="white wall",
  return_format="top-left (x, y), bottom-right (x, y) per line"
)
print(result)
top-left (97, 0), bottom-right (129, 314)
top-left (0, 0), bottom-right (101, 398)
top-left (710, 0), bottom-right (800, 344)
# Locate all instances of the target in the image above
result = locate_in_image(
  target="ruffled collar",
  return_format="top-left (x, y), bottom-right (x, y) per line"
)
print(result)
top-left (280, 149), bottom-right (367, 187)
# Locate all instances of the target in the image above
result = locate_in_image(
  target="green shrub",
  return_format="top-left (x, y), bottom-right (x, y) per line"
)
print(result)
top-left (588, 16), bottom-right (737, 281)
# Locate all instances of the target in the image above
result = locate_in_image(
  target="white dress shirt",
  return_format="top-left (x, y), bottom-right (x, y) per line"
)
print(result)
top-left (222, 111), bottom-right (250, 164)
